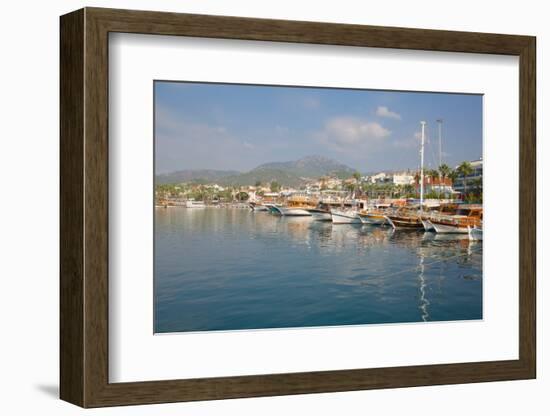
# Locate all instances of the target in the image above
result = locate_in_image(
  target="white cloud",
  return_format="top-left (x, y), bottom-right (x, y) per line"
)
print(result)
top-left (314, 116), bottom-right (391, 152)
top-left (375, 106), bottom-right (402, 120)
top-left (155, 104), bottom-right (256, 172)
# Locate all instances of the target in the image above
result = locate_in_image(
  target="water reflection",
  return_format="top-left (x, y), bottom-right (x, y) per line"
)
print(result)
top-left (155, 208), bottom-right (482, 333)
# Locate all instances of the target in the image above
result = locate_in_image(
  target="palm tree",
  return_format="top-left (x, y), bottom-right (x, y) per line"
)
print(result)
top-left (413, 171), bottom-right (421, 197)
top-left (438, 164), bottom-right (450, 181)
top-left (457, 161), bottom-right (473, 197)
top-left (472, 177), bottom-right (482, 202)
top-left (428, 169), bottom-right (440, 182)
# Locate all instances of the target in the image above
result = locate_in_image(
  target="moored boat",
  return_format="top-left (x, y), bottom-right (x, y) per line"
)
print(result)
top-left (429, 206), bottom-right (483, 234)
top-left (358, 210), bottom-right (388, 225)
top-left (385, 213), bottom-right (424, 230)
top-left (185, 200), bottom-right (206, 208)
top-left (271, 195), bottom-right (317, 216)
top-left (274, 206), bottom-right (312, 216)
top-left (264, 203), bottom-right (282, 214)
top-left (421, 219), bottom-right (435, 231)
top-left (307, 208), bottom-right (332, 221)
top-left (331, 209), bottom-right (361, 224)
top-left (249, 202), bottom-right (269, 212)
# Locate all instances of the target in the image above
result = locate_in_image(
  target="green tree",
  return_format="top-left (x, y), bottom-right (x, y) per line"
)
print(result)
top-left (413, 172), bottom-right (421, 197)
top-left (270, 181), bottom-right (281, 192)
top-left (236, 191), bottom-right (249, 201)
top-left (438, 163), bottom-right (451, 181)
top-left (254, 180), bottom-right (262, 187)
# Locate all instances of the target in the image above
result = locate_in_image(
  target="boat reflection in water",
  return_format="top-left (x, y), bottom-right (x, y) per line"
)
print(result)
top-left (155, 207), bottom-right (482, 333)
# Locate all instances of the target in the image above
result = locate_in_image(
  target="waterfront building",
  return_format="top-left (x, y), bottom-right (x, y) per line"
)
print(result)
top-left (453, 159), bottom-right (483, 194)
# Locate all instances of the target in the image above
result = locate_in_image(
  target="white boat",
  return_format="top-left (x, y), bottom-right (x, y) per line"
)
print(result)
top-left (421, 219), bottom-right (435, 231)
top-left (430, 221), bottom-right (469, 234)
top-left (331, 209), bottom-right (361, 224)
top-left (272, 206), bottom-right (312, 216)
top-left (306, 208), bottom-right (332, 221)
top-left (468, 226), bottom-right (483, 240)
top-left (185, 200), bottom-right (206, 208)
top-left (249, 203), bottom-right (269, 212)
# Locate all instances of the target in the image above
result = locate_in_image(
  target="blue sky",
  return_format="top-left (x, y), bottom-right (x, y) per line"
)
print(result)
top-left (155, 81), bottom-right (482, 174)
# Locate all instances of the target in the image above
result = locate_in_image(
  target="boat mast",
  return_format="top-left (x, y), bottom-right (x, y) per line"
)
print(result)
top-left (420, 121), bottom-right (426, 211)
top-left (436, 118), bottom-right (443, 167)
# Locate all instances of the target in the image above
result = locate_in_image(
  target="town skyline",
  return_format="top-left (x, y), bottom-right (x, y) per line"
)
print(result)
top-left (155, 81), bottom-right (483, 174)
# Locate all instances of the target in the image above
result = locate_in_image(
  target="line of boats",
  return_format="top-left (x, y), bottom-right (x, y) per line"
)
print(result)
top-left (250, 199), bottom-right (483, 240)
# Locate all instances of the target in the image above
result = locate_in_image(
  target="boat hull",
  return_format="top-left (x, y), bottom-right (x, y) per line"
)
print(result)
top-left (385, 215), bottom-right (424, 230)
top-left (250, 204), bottom-right (269, 212)
top-left (308, 210), bottom-right (332, 221)
top-left (421, 219), bottom-right (435, 231)
top-left (331, 210), bottom-right (361, 224)
top-left (359, 214), bottom-right (387, 225)
top-left (275, 206), bottom-right (312, 216)
top-left (431, 221), bottom-right (469, 234)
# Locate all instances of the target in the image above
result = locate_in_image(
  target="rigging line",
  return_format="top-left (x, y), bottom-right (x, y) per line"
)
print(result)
top-left (427, 129), bottom-right (438, 169)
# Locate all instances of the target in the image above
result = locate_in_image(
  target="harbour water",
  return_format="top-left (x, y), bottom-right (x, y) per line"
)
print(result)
top-left (154, 207), bottom-right (482, 333)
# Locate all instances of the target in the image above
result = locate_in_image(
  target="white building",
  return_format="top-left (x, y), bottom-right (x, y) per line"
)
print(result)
top-left (453, 159), bottom-right (483, 194)
top-left (392, 172), bottom-right (415, 186)
top-left (369, 172), bottom-right (387, 183)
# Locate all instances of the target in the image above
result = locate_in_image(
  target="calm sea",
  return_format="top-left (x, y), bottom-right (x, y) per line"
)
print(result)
top-left (154, 207), bottom-right (482, 333)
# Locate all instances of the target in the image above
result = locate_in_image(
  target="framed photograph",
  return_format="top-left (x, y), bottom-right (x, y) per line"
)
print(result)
top-left (60, 7), bottom-right (536, 408)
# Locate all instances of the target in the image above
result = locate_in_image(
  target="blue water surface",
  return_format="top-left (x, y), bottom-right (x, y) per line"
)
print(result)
top-left (154, 208), bottom-right (482, 333)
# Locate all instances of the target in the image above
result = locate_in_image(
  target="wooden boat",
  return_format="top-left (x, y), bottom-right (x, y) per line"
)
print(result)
top-left (430, 206), bottom-right (483, 234)
top-left (385, 212), bottom-right (424, 229)
top-left (272, 196), bottom-right (316, 216)
top-left (358, 210), bottom-right (387, 225)
top-left (331, 209), bottom-right (361, 224)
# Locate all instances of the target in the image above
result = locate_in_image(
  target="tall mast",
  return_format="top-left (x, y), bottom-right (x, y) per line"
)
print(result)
top-left (420, 121), bottom-right (426, 211)
top-left (436, 118), bottom-right (443, 167)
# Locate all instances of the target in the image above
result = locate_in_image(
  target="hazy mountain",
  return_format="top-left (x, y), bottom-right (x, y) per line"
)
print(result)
top-left (156, 156), bottom-right (356, 187)
top-left (156, 169), bottom-right (240, 184)
top-left (251, 155), bottom-right (354, 178)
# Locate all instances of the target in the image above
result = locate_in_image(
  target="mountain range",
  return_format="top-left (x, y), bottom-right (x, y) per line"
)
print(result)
top-left (156, 156), bottom-right (356, 187)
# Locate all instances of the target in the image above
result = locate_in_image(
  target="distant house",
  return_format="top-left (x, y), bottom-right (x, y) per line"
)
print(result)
top-left (369, 172), bottom-right (387, 183)
top-left (425, 177), bottom-right (454, 195)
top-left (392, 172), bottom-right (415, 186)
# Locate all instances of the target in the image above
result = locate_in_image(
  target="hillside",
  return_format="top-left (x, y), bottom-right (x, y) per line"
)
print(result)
top-left (155, 169), bottom-right (240, 184)
top-left (252, 155), bottom-right (354, 178)
top-left (156, 156), bottom-right (357, 187)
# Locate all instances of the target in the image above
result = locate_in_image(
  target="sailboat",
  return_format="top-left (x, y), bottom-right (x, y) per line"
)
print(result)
top-left (386, 121), bottom-right (427, 230)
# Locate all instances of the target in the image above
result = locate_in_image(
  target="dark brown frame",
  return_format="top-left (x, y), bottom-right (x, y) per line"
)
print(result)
top-left (60, 7), bottom-right (536, 408)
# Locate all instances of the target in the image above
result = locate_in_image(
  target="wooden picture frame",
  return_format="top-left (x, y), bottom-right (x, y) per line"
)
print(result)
top-left (60, 7), bottom-right (536, 408)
